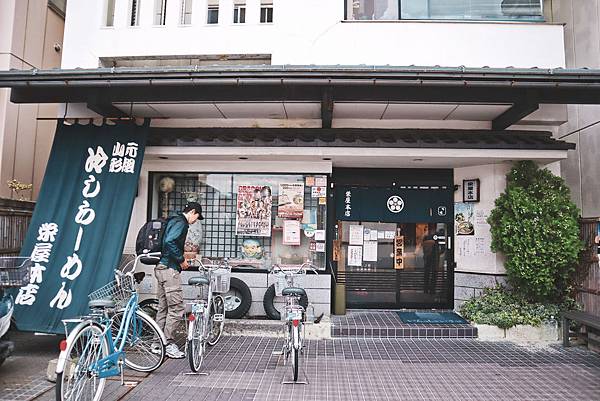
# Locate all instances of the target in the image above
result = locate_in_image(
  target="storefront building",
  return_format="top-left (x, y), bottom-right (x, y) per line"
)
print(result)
top-left (0, 0), bottom-right (593, 318)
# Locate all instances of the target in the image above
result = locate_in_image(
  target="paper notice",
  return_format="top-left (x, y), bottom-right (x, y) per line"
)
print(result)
top-left (316, 242), bottom-right (325, 253)
top-left (363, 241), bottom-right (378, 262)
top-left (348, 245), bottom-right (363, 267)
top-left (283, 220), bottom-right (301, 245)
top-left (349, 225), bottom-right (364, 245)
top-left (315, 230), bottom-right (325, 241)
top-left (384, 231), bottom-right (395, 240)
top-left (370, 230), bottom-right (378, 241)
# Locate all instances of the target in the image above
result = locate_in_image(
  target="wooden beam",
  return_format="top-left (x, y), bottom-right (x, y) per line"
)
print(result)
top-left (492, 101), bottom-right (539, 130)
top-left (86, 102), bottom-right (127, 117)
top-left (321, 89), bottom-right (333, 129)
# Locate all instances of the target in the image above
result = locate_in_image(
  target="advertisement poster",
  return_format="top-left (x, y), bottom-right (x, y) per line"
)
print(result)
top-left (348, 245), bottom-right (363, 266)
top-left (236, 185), bottom-right (272, 237)
top-left (312, 186), bottom-right (326, 198)
top-left (455, 202), bottom-right (475, 236)
top-left (349, 225), bottom-right (364, 245)
top-left (283, 220), bottom-right (301, 245)
top-left (278, 183), bottom-right (304, 218)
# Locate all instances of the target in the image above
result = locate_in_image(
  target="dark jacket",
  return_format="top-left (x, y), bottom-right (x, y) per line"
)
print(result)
top-left (159, 214), bottom-right (189, 271)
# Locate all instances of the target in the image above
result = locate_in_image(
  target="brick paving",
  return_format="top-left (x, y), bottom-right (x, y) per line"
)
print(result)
top-left (71, 336), bottom-right (600, 401)
top-left (332, 310), bottom-right (477, 338)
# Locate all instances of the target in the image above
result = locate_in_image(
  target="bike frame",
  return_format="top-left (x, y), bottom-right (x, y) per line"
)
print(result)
top-left (188, 271), bottom-right (214, 342)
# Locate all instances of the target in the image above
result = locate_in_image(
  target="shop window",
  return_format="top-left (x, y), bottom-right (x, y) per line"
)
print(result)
top-left (130, 0), bottom-right (141, 26)
top-left (233, 2), bottom-right (246, 24)
top-left (180, 0), bottom-right (193, 24)
top-left (260, 0), bottom-right (273, 23)
top-left (105, 0), bottom-right (116, 26)
top-left (154, 0), bottom-right (168, 25)
top-left (150, 173), bottom-right (328, 270)
top-left (207, 1), bottom-right (219, 24)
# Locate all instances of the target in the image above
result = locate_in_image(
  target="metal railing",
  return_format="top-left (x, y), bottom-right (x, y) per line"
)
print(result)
top-left (0, 198), bottom-right (35, 256)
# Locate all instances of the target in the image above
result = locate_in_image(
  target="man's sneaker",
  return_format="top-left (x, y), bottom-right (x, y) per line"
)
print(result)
top-left (151, 342), bottom-right (162, 355)
top-left (166, 343), bottom-right (185, 359)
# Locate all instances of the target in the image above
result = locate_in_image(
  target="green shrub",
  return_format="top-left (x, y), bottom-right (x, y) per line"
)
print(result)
top-left (460, 286), bottom-right (577, 329)
top-left (487, 161), bottom-right (582, 303)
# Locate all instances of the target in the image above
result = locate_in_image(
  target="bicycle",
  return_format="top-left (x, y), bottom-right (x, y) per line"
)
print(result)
top-left (186, 257), bottom-right (230, 373)
top-left (270, 262), bottom-right (317, 383)
top-left (55, 252), bottom-right (167, 401)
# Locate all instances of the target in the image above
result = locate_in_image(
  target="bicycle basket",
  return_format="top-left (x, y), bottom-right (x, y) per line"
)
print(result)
top-left (211, 267), bottom-right (231, 293)
top-left (88, 274), bottom-right (134, 309)
top-left (0, 257), bottom-right (32, 288)
top-left (274, 272), bottom-right (303, 297)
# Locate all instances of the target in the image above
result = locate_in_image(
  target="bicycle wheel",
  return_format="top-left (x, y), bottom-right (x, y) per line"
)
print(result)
top-left (207, 295), bottom-right (225, 346)
top-left (187, 314), bottom-right (205, 372)
top-left (291, 326), bottom-right (300, 382)
top-left (56, 323), bottom-right (108, 401)
top-left (111, 310), bottom-right (165, 372)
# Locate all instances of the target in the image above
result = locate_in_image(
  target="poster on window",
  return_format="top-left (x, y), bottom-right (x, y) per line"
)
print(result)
top-left (283, 219), bottom-right (301, 245)
top-left (455, 202), bottom-right (475, 236)
top-left (278, 183), bottom-right (304, 218)
top-left (236, 185), bottom-right (272, 237)
top-left (348, 245), bottom-right (363, 267)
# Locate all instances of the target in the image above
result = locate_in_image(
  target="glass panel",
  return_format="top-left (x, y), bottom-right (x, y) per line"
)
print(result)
top-left (152, 173), bottom-right (328, 271)
top-left (260, 7), bottom-right (273, 23)
top-left (106, 0), bottom-right (116, 26)
top-left (207, 7), bottom-right (219, 24)
top-left (347, 0), bottom-right (399, 21)
top-left (339, 220), bottom-right (449, 307)
top-left (180, 0), bottom-right (193, 24)
top-left (234, 6), bottom-right (246, 23)
top-left (154, 0), bottom-right (167, 25)
top-left (130, 0), bottom-right (141, 26)
top-left (400, 0), bottom-right (543, 21)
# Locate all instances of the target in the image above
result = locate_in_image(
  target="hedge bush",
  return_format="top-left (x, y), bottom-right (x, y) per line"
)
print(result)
top-left (487, 161), bottom-right (582, 303)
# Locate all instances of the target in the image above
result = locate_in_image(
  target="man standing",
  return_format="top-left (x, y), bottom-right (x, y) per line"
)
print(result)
top-left (154, 202), bottom-right (203, 358)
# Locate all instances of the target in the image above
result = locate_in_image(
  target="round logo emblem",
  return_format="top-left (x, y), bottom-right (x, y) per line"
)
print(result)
top-left (387, 196), bottom-right (405, 213)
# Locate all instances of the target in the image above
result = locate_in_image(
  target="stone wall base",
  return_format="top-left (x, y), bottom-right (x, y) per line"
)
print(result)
top-left (454, 271), bottom-right (507, 311)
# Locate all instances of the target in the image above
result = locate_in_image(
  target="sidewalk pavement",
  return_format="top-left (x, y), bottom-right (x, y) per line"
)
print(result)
top-left (32, 335), bottom-right (600, 401)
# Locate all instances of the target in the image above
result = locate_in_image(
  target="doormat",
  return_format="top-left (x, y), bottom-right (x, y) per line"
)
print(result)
top-left (397, 311), bottom-right (468, 325)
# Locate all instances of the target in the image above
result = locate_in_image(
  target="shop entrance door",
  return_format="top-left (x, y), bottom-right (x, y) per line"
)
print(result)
top-left (332, 169), bottom-right (454, 309)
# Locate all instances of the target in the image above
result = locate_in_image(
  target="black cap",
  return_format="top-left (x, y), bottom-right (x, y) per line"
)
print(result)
top-left (183, 202), bottom-right (204, 220)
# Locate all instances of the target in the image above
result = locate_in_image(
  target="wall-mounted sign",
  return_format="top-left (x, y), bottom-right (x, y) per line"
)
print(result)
top-left (463, 179), bottom-right (480, 203)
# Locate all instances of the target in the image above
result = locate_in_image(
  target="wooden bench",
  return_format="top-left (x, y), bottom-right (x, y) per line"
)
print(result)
top-left (562, 310), bottom-right (600, 347)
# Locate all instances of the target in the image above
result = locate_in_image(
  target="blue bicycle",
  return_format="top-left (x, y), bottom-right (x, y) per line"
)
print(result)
top-left (55, 252), bottom-right (167, 401)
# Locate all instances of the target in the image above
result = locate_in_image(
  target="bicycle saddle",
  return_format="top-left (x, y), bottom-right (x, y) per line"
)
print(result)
top-left (281, 287), bottom-right (306, 297)
top-left (188, 276), bottom-right (209, 286)
top-left (88, 299), bottom-right (116, 309)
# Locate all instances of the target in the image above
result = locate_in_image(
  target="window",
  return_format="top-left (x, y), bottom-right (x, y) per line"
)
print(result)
top-left (130, 0), bottom-right (141, 26)
top-left (48, 0), bottom-right (67, 17)
top-left (105, 0), bottom-right (116, 26)
top-left (260, 1), bottom-right (273, 23)
top-left (345, 0), bottom-right (543, 21)
top-left (207, 1), bottom-right (219, 24)
top-left (150, 172), bottom-right (328, 271)
top-left (233, 2), bottom-right (246, 24)
top-left (180, 0), bottom-right (193, 24)
top-left (154, 0), bottom-right (168, 25)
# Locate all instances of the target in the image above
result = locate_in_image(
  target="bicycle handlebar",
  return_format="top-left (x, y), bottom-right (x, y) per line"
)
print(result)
top-left (270, 262), bottom-right (319, 275)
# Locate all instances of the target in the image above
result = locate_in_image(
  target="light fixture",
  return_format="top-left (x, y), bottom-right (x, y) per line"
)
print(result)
top-left (158, 156), bottom-right (169, 160)
top-left (322, 157), bottom-right (332, 161)
top-left (412, 158), bottom-right (424, 162)
top-left (238, 156), bottom-right (248, 160)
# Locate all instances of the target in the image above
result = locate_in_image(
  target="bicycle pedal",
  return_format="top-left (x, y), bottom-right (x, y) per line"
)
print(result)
top-left (213, 313), bottom-right (224, 322)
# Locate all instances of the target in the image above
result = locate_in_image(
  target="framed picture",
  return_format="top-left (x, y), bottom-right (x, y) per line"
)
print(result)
top-left (463, 179), bottom-right (480, 203)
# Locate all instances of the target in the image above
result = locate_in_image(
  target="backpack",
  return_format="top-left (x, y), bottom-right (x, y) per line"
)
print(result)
top-left (135, 218), bottom-right (168, 256)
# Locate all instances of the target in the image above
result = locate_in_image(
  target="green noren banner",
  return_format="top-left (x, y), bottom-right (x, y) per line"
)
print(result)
top-left (14, 122), bottom-right (147, 334)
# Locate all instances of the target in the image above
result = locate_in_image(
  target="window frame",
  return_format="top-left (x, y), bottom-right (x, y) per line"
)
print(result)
top-left (180, 0), bottom-right (193, 25)
top-left (260, 5), bottom-right (273, 23)
top-left (154, 0), bottom-right (168, 26)
top-left (207, 5), bottom-right (219, 24)
top-left (104, 0), bottom-right (116, 27)
top-left (233, 5), bottom-right (246, 24)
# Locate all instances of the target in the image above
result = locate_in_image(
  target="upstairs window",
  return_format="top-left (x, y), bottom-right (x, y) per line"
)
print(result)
top-left (260, 0), bottom-right (273, 23)
top-left (180, 0), bottom-right (193, 24)
top-left (233, 1), bottom-right (246, 24)
top-left (130, 0), bottom-right (141, 26)
top-left (207, 0), bottom-right (219, 24)
top-left (105, 0), bottom-right (116, 26)
top-left (154, 0), bottom-right (168, 25)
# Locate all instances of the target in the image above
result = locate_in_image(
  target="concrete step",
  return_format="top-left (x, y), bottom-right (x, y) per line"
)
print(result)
top-left (224, 316), bottom-right (331, 340)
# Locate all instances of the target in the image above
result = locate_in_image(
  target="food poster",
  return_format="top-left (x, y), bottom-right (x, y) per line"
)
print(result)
top-left (278, 183), bottom-right (304, 218)
top-left (236, 185), bottom-right (272, 237)
top-left (455, 202), bottom-right (475, 236)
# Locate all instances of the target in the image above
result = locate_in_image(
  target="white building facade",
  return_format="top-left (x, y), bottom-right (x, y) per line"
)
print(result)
top-left (2, 0), bottom-right (583, 318)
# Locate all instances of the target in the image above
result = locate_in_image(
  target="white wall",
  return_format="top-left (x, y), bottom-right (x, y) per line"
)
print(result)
top-left (62, 0), bottom-right (565, 69)
top-left (453, 163), bottom-right (510, 275)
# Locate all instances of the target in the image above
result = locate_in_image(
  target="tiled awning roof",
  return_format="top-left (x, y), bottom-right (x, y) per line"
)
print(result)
top-left (147, 128), bottom-right (574, 150)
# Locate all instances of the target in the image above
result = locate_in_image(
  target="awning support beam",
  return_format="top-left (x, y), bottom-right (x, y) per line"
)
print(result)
top-left (492, 100), bottom-right (539, 130)
top-left (321, 89), bottom-right (333, 129)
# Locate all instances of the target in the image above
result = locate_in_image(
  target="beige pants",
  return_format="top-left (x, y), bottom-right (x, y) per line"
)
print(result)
top-left (154, 264), bottom-right (184, 343)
